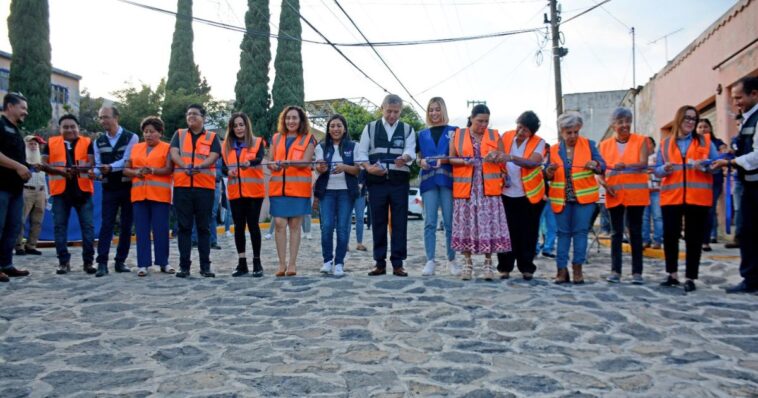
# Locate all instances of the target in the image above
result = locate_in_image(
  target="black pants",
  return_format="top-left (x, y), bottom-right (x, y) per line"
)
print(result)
top-left (662, 204), bottom-right (709, 280)
top-left (497, 196), bottom-right (544, 274)
top-left (230, 197), bottom-right (263, 258)
top-left (609, 205), bottom-right (644, 275)
top-left (96, 186), bottom-right (133, 265)
top-left (174, 187), bottom-right (214, 272)
top-left (739, 182), bottom-right (758, 287)
top-left (367, 181), bottom-right (409, 269)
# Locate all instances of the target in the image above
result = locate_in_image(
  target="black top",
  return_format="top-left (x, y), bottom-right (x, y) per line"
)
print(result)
top-left (0, 115), bottom-right (27, 194)
top-left (430, 125), bottom-right (446, 146)
top-left (42, 137), bottom-right (95, 203)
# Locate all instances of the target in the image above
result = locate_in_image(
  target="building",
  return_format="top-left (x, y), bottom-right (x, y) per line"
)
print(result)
top-left (563, 89), bottom-right (630, 142)
top-left (0, 49), bottom-right (82, 128)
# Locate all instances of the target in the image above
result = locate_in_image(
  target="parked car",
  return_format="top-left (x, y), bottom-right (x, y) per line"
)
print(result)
top-left (408, 188), bottom-right (423, 219)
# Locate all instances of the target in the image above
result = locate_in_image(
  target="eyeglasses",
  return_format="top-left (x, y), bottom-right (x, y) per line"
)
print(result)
top-left (186, 112), bottom-right (202, 117)
top-left (683, 116), bottom-right (698, 122)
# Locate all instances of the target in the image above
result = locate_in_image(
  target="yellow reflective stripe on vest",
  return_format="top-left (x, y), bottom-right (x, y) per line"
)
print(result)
top-left (575, 185), bottom-right (599, 196)
top-left (525, 180), bottom-right (545, 197)
top-left (523, 167), bottom-right (541, 183)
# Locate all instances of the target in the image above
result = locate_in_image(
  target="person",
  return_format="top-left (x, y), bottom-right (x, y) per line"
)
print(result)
top-left (713, 76), bottom-right (758, 293)
top-left (190, 158), bottom-right (223, 250)
top-left (352, 170), bottom-right (368, 251)
top-left (536, 205), bottom-right (557, 257)
top-left (15, 135), bottom-right (47, 256)
top-left (124, 116), bottom-right (174, 276)
top-left (93, 106), bottom-right (138, 276)
top-left (41, 114), bottom-right (96, 275)
top-left (169, 104), bottom-right (222, 278)
top-left (314, 114), bottom-right (360, 278)
top-left (696, 118), bottom-right (726, 251)
top-left (496, 111), bottom-right (546, 280)
top-left (221, 112), bottom-right (265, 277)
top-left (357, 94), bottom-right (416, 277)
top-left (417, 97), bottom-right (459, 276)
top-left (655, 105), bottom-right (719, 292)
top-left (545, 111), bottom-right (606, 284)
top-left (449, 104), bottom-right (511, 280)
top-left (726, 115), bottom-right (744, 249)
top-left (598, 107), bottom-right (650, 284)
top-left (642, 137), bottom-right (663, 250)
top-left (0, 92), bottom-right (32, 282)
top-left (267, 105), bottom-right (316, 277)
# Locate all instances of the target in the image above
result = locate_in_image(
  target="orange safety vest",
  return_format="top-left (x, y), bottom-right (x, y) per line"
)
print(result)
top-left (47, 135), bottom-right (94, 196)
top-left (548, 136), bottom-right (599, 213)
top-left (269, 132), bottom-right (313, 198)
top-left (222, 137), bottom-right (265, 200)
top-left (130, 141), bottom-right (172, 204)
top-left (502, 130), bottom-right (546, 204)
top-left (452, 128), bottom-right (503, 199)
top-left (173, 129), bottom-right (217, 190)
top-left (599, 133), bottom-right (650, 208)
top-left (660, 134), bottom-right (713, 207)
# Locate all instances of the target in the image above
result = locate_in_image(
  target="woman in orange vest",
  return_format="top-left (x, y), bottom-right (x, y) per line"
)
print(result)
top-left (449, 104), bottom-right (511, 281)
top-left (267, 106), bottom-right (316, 277)
top-left (655, 105), bottom-right (719, 292)
top-left (598, 107), bottom-right (650, 284)
top-left (496, 111), bottom-right (547, 281)
top-left (546, 111), bottom-right (606, 284)
top-left (124, 116), bottom-right (174, 277)
top-left (222, 112), bottom-right (266, 278)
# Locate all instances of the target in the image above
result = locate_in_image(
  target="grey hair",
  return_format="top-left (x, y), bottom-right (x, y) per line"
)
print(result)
top-left (382, 94), bottom-right (403, 108)
top-left (557, 111), bottom-right (583, 130)
top-left (610, 107), bottom-right (633, 122)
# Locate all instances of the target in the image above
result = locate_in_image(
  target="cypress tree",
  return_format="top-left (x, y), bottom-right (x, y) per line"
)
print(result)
top-left (270, 0), bottom-right (304, 134)
top-left (7, 0), bottom-right (52, 131)
top-left (234, 0), bottom-right (272, 138)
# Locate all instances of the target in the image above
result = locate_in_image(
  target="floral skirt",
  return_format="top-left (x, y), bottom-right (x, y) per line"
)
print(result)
top-left (451, 195), bottom-right (511, 254)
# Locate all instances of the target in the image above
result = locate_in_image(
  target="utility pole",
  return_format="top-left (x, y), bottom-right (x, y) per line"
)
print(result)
top-left (631, 26), bottom-right (637, 132)
top-left (547, 0), bottom-right (568, 118)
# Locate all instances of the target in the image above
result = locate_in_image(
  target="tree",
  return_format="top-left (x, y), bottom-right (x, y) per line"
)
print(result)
top-left (270, 0), bottom-right (304, 134)
top-left (234, 0), bottom-right (271, 138)
top-left (7, 0), bottom-right (52, 131)
top-left (334, 101), bottom-right (375, 141)
top-left (112, 81), bottom-right (165, 136)
top-left (78, 89), bottom-right (105, 134)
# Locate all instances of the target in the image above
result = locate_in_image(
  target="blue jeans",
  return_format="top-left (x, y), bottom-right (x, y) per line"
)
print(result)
top-left (642, 191), bottom-right (663, 245)
top-left (0, 190), bottom-right (24, 269)
top-left (133, 201), bottom-right (170, 268)
top-left (705, 181), bottom-right (723, 242)
top-left (421, 186), bottom-right (454, 262)
top-left (536, 204), bottom-right (557, 254)
top-left (734, 179), bottom-right (744, 238)
top-left (353, 194), bottom-right (366, 244)
top-left (555, 202), bottom-right (595, 269)
top-left (96, 187), bottom-right (133, 265)
top-left (302, 214), bottom-right (312, 234)
top-left (319, 190), bottom-right (353, 265)
top-left (52, 195), bottom-right (95, 265)
top-left (223, 191), bottom-right (232, 233)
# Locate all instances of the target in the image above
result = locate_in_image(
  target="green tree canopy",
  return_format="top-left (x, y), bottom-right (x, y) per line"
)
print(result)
top-left (270, 0), bottom-right (304, 134)
top-left (78, 89), bottom-right (105, 134)
top-left (113, 81), bottom-right (165, 135)
top-left (234, 0), bottom-right (271, 139)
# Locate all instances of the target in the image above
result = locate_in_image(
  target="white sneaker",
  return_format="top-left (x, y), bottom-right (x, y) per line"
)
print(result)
top-left (320, 261), bottom-right (333, 274)
top-left (264, 233), bottom-right (272, 240)
top-left (333, 264), bottom-right (345, 278)
top-left (304, 233), bottom-right (312, 240)
top-left (422, 260), bottom-right (436, 276)
top-left (448, 259), bottom-right (462, 276)
top-left (225, 231), bottom-right (233, 238)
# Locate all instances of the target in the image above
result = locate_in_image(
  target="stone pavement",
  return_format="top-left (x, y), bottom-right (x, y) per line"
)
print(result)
top-left (1, 220), bottom-right (757, 397)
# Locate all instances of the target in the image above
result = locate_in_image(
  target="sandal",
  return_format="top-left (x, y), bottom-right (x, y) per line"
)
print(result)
top-left (137, 268), bottom-right (147, 277)
top-left (160, 266), bottom-right (176, 274)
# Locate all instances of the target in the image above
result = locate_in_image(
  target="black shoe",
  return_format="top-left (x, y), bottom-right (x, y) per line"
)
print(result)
top-left (24, 248), bottom-right (42, 255)
top-left (4, 268), bottom-right (30, 277)
top-left (56, 263), bottom-right (70, 275)
top-left (252, 258), bottom-right (263, 278)
top-left (114, 262), bottom-right (131, 273)
top-left (15, 248), bottom-right (25, 256)
top-left (83, 263), bottom-right (97, 275)
top-left (725, 281), bottom-right (758, 294)
top-left (176, 270), bottom-right (190, 278)
top-left (393, 268), bottom-right (408, 277)
top-left (368, 267), bottom-right (386, 276)
top-left (660, 276), bottom-right (680, 287)
top-left (200, 271), bottom-right (216, 278)
top-left (683, 280), bottom-right (696, 292)
top-left (0, 272), bottom-right (8, 282)
top-left (702, 244), bottom-right (712, 252)
top-left (541, 251), bottom-right (556, 258)
top-left (95, 263), bottom-right (109, 277)
top-left (710, 237), bottom-right (718, 244)
top-left (211, 244), bottom-right (222, 250)
top-left (232, 258), bottom-right (249, 277)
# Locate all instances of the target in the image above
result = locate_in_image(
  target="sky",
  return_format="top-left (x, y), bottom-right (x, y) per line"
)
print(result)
top-left (0, 0), bottom-right (738, 142)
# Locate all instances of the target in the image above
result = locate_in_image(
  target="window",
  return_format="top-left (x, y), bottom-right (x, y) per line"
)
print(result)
top-left (50, 84), bottom-right (68, 104)
top-left (0, 68), bottom-right (9, 91)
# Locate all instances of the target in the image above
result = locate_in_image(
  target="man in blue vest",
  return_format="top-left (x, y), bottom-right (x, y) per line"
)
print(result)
top-left (357, 94), bottom-right (416, 277)
top-left (713, 76), bottom-right (758, 293)
top-left (93, 106), bottom-right (138, 277)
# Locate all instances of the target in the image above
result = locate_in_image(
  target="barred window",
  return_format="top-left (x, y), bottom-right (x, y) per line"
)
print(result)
top-left (0, 68), bottom-right (9, 91)
top-left (50, 84), bottom-right (68, 104)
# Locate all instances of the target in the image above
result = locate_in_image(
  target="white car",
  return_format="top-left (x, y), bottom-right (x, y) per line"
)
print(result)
top-left (408, 188), bottom-right (423, 219)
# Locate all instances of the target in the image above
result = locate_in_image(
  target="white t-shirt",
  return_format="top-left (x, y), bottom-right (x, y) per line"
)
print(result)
top-left (503, 137), bottom-right (546, 198)
top-left (315, 144), bottom-right (347, 190)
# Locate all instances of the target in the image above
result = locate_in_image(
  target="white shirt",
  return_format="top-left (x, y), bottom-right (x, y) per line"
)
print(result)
top-left (357, 117), bottom-right (416, 166)
top-left (735, 102), bottom-right (758, 172)
top-left (503, 137), bottom-right (545, 198)
top-left (315, 144), bottom-right (347, 190)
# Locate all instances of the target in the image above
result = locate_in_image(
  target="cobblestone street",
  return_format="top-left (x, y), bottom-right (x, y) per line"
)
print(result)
top-left (1, 220), bottom-right (757, 397)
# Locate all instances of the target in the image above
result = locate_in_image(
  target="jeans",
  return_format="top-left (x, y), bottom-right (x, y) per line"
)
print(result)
top-left (554, 202), bottom-right (595, 269)
top-left (368, 181), bottom-right (409, 269)
top-left (133, 200), bottom-right (170, 268)
top-left (96, 187), bottom-right (133, 265)
top-left (734, 179), bottom-right (744, 238)
top-left (174, 187), bottom-right (214, 272)
top-left (0, 190), bottom-right (24, 269)
top-left (223, 192), bottom-right (232, 233)
top-left (353, 194), bottom-right (366, 244)
top-left (609, 205), bottom-right (644, 275)
top-left (230, 197), bottom-right (263, 257)
top-left (642, 191), bottom-right (663, 245)
top-left (52, 195), bottom-right (95, 266)
top-left (599, 205), bottom-right (611, 234)
top-left (662, 204), bottom-right (708, 280)
top-left (536, 204), bottom-right (557, 254)
top-left (319, 190), bottom-right (353, 265)
top-left (704, 181), bottom-right (723, 243)
top-left (421, 186), bottom-right (454, 262)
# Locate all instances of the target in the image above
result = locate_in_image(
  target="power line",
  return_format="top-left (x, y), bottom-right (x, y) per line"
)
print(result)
top-left (562, 0), bottom-right (612, 25)
top-left (332, 0), bottom-right (424, 111)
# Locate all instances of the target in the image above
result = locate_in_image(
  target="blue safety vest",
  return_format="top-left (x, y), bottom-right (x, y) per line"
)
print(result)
top-left (418, 125), bottom-right (456, 193)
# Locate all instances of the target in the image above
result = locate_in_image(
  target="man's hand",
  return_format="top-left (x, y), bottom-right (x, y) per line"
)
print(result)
top-left (366, 163), bottom-right (387, 176)
top-left (394, 155), bottom-right (409, 168)
top-left (100, 164), bottom-right (112, 175)
top-left (16, 164), bottom-right (31, 181)
top-left (711, 159), bottom-right (730, 169)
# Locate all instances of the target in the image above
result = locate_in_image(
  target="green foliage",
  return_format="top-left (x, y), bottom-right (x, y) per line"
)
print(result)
top-left (334, 101), bottom-right (375, 141)
top-left (270, 0), bottom-right (304, 134)
top-left (112, 81), bottom-right (165, 135)
top-left (78, 89), bottom-right (104, 134)
top-left (7, 0), bottom-right (52, 132)
top-left (234, 0), bottom-right (271, 139)
top-left (399, 105), bottom-right (425, 133)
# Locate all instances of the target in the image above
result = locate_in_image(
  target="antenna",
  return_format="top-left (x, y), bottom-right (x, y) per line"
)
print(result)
top-left (648, 28), bottom-right (683, 62)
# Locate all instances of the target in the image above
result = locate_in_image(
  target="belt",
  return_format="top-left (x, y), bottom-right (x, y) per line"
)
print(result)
top-left (24, 186), bottom-right (44, 191)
